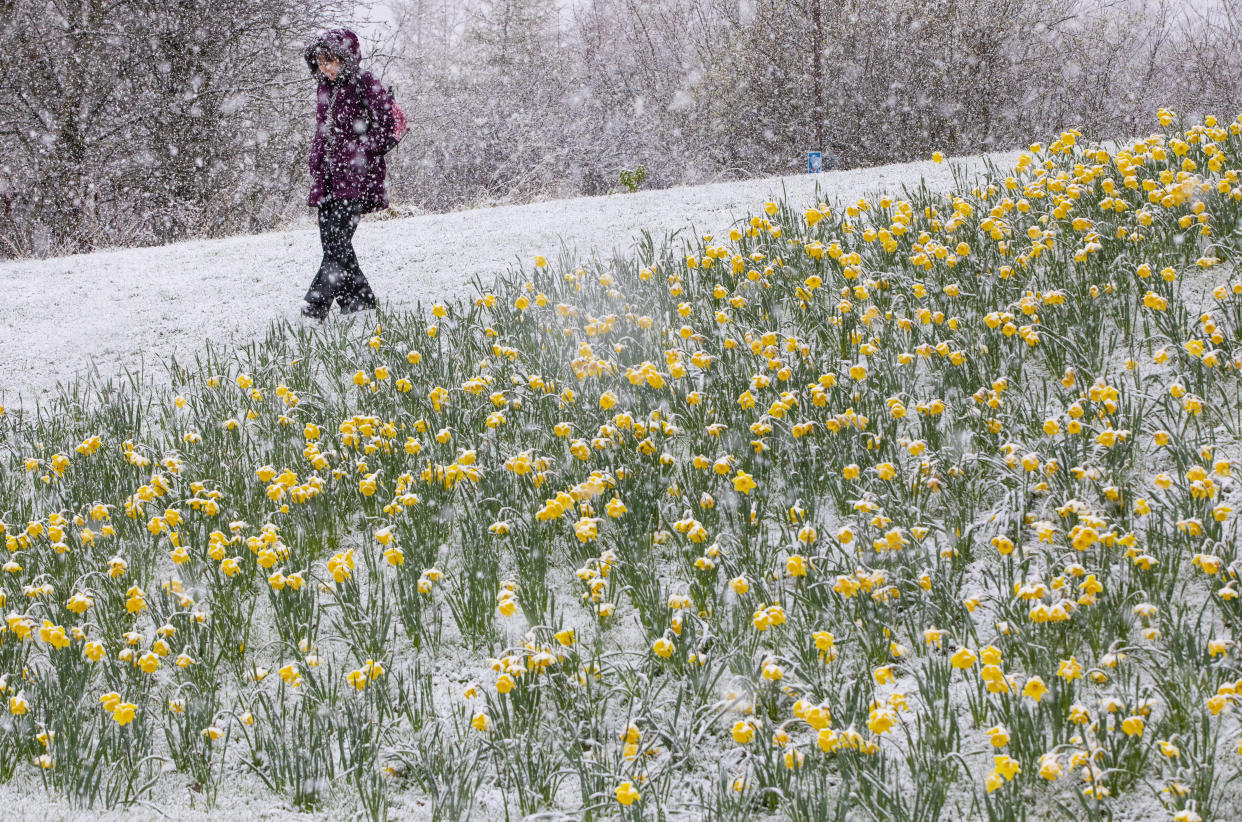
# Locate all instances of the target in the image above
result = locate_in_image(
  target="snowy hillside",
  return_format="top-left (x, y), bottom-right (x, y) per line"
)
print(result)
top-left (0, 151), bottom-right (1018, 408)
top-left (12, 127), bottom-right (1239, 822)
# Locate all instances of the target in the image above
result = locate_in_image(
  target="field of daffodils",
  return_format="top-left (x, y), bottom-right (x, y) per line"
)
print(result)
top-left (1, 109), bottom-right (1241, 821)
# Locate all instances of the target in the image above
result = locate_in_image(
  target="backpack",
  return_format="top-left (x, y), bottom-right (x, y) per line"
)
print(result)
top-left (388, 89), bottom-right (408, 147)
top-left (356, 78), bottom-right (408, 154)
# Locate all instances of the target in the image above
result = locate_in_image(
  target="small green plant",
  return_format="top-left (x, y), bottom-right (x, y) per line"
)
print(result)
top-left (619, 165), bottom-right (647, 193)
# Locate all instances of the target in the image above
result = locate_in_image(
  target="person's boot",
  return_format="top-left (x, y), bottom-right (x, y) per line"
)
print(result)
top-left (338, 296), bottom-right (376, 316)
top-left (301, 301), bottom-right (329, 323)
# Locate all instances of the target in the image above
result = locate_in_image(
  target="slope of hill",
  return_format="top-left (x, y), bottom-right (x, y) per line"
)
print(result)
top-left (3, 119), bottom-right (1239, 822)
top-left (0, 152), bottom-right (1017, 408)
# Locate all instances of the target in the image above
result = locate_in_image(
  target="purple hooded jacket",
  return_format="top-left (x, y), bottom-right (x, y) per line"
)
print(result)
top-left (304, 29), bottom-right (395, 213)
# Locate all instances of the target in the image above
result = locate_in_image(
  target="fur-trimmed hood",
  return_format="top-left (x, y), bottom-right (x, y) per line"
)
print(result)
top-left (304, 28), bottom-right (361, 84)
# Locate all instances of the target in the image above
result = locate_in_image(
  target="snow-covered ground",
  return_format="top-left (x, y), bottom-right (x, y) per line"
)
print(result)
top-left (0, 150), bottom-right (1020, 410)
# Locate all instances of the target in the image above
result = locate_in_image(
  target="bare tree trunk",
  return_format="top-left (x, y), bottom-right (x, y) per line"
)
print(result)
top-left (812, 0), bottom-right (823, 152)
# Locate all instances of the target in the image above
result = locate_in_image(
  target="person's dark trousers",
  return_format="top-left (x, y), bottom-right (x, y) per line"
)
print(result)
top-left (304, 197), bottom-right (377, 317)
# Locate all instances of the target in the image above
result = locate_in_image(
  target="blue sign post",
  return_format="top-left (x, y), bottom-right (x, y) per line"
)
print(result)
top-left (808, 152), bottom-right (823, 174)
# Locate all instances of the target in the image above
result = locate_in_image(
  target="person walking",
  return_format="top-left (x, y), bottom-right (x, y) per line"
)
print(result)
top-left (301, 28), bottom-right (395, 320)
